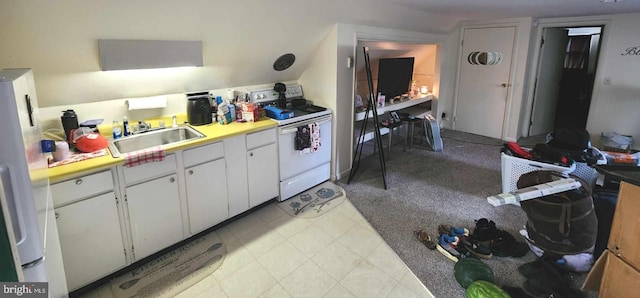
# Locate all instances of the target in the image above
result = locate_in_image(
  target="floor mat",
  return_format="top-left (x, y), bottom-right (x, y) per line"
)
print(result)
top-left (277, 181), bottom-right (346, 218)
top-left (110, 231), bottom-right (226, 298)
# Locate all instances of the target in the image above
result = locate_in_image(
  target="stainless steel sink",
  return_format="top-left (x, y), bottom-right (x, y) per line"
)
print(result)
top-left (108, 125), bottom-right (205, 157)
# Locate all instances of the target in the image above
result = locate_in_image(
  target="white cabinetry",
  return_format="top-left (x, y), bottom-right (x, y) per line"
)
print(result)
top-left (246, 128), bottom-right (279, 207)
top-left (126, 173), bottom-right (182, 260)
top-left (183, 142), bottom-right (228, 234)
top-left (224, 135), bottom-right (249, 216)
top-left (121, 154), bottom-right (183, 260)
top-left (52, 125), bottom-right (280, 291)
top-left (52, 170), bottom-right (126, 291)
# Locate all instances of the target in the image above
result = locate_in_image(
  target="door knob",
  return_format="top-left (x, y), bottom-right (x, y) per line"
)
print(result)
top-left (169, 177), bottom-right (175, 183)
top-left (188, 170), bottom-right (193, 175)
top-left (500, 83), bottom-right (511, 88)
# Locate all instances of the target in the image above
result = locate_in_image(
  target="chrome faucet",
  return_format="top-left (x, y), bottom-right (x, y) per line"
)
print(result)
top-left (137, 121), bottom-right (152, 133)
top-left (172, 115), bottom-right (178, 128)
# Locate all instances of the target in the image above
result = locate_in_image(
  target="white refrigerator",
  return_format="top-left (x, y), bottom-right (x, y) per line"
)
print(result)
top-left (0, 68), bottom-right (68, 297)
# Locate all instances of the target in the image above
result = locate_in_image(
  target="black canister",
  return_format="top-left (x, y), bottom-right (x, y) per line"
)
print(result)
top-left (61, 109), bottom-right (79, 143)
top-left (186, 92), bottom-right (213, 126)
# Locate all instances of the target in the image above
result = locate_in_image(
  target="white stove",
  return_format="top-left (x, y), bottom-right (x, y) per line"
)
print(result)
top-left (248, 84), bottom-right (332, 201)
top-left (248, 85), bottom-right (332, 126)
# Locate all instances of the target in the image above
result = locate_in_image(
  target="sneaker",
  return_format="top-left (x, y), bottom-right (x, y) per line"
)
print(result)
top-left (490, 230), bottom-right (529, 257)
top-left (460, 235), bottom-right (492, 259)
top-left (473, 218), bottom-right (528, 258)
top-left (438, 234), bottom-right (469, 258)
top-left (438, 224), bottom-right (470, 237)
top-left (473, 218), bottom-right (498, 242)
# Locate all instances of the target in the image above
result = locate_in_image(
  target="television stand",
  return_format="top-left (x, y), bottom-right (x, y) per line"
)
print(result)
top-left (354, 94), bottom-right (433, 121)
top-left (353, 94), bottom-right (433, 145)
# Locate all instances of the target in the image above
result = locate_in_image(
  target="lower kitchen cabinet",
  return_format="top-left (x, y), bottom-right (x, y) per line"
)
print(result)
top-left (126, 173), bottom-right (183, 260)
top-left (247, 142), bottom-right (279, 207)
top-left (55, 192), bottom-right (126, 291)
top-left (185, 158), bottom-right (228, 234)
top-left (51, 126), bottom-right (281, 292)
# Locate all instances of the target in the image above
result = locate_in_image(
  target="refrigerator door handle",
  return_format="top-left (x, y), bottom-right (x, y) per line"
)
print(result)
top-left (0, 166), bottom-right (27, 245)
top-left (25, 95), bottom-right (34, 127)
top-left (21, 256), bottom-right (44, 270)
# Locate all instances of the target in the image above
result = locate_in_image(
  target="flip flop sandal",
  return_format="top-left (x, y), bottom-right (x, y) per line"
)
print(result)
top-left (413, 229), bottom-right (437, 250)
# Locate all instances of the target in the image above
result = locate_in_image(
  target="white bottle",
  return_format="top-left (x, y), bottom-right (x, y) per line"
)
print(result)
top-left (171, 115), bottom-right (178, 128)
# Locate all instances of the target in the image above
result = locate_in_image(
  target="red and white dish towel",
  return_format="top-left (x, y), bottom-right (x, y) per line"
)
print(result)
top-left (297, 123), bottom-right (321, 155)
top-left (124, 146), bottom-right (166, 167)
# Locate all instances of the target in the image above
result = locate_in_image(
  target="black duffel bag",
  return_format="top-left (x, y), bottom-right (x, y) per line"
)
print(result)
top-left (517, 171), bottom-right (597, 255)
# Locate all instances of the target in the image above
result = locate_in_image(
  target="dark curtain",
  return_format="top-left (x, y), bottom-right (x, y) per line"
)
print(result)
top-left (564, 35), bottom-right (591, 69)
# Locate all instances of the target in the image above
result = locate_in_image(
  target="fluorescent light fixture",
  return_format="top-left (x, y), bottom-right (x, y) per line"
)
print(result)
top-left (98, 39), bottom-right (203, 71)
top-left (600, 0), bottom-right (622, 3)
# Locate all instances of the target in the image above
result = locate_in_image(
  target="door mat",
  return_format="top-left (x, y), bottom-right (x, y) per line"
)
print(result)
top-left (110, 231), bottom-right (226, 298)
top-left (277, 181), bottom-right (346, 218)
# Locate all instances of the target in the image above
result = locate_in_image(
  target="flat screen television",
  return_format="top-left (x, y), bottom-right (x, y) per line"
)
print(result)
top-left (376, 57), bottom-right (415, 100)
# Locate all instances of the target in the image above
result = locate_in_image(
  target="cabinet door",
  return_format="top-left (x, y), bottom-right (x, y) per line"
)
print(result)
top-left (56, 192), bottom-right (126, 291)
top-left (247, 143), bottom-right (279, 207)
top-left (185, 159), bottom-right (228, 234)
top-left (126, 174), bottom-right (182, 260)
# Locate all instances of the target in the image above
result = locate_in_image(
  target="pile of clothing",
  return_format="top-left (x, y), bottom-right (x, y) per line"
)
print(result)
top-left (503, 128), bottom-right (602, 167)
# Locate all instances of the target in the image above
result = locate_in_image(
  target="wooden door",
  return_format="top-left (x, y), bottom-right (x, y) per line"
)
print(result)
top-left (529, 28), bottom-right (569, 136)
top-left (455, 27), bottom-right (516, 139)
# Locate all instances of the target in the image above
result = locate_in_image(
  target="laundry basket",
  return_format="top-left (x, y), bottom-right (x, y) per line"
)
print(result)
top-left (571, 162), bottom-right (599, 189)
top-left (501, 153), bottom-right (576, 193)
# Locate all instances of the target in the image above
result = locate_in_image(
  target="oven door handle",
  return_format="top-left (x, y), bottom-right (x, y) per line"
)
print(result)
top-left (279, 116), bottom-right (331, 134)
top-left (280, 128), bottom-right (298, 134)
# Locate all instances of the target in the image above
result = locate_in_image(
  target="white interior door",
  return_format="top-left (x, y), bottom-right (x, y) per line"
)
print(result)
top-left (529, 28), bottom-right (569, 136)
top-left (455, 27), bottom-right (516, 139)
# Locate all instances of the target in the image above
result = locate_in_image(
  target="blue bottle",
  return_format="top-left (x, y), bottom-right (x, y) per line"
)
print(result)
top-left (112, 120), bottom-right (122, 139)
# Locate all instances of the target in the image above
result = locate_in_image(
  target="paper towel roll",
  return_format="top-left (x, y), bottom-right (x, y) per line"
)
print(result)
top-left (126, 95), bottom-right (167, 110)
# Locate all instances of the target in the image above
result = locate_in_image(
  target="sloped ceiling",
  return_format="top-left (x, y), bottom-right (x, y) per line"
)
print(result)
top-left (2, 0), bottom-right (640, 107)
top-left (392, 0), bottom-right (640, 20)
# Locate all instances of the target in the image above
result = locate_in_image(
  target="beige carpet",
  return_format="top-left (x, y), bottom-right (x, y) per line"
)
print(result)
top-left (277, 181), bottom-right (346, 218)
top-left (110, 231), bottom-right (226, 298)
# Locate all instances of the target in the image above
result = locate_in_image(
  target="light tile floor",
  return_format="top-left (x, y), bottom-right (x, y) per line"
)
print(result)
top-left (88, 199), bottom-right (434, 298)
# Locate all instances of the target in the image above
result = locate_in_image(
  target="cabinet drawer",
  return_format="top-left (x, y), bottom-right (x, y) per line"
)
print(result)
top-left (246, 128), bottom-right (276, 150)
top-left (51, 170), bottom-right (114, 207)
top-left (183, 141), bottom-right (224, 167)
top-left (123, 154), bottom-right (177, 185)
